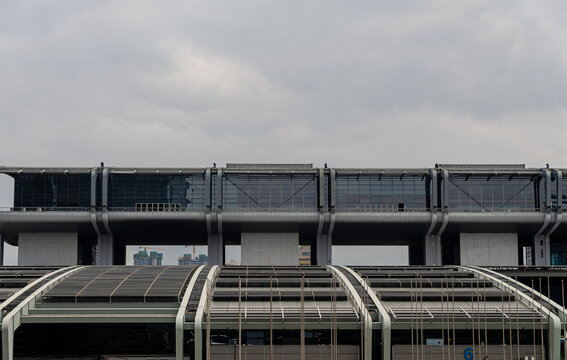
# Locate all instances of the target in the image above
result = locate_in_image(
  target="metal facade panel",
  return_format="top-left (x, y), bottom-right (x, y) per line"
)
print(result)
top-left (460, 233), bottom-right (519, 266)
top-left (43, 266), bottom-right (196, 303)
top-left (241, 233), bottom-right (299, 266)
top-left (18, 233), bottom-right (78, 266)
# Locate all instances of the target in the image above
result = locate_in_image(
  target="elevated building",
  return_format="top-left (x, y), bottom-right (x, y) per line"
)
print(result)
top-left (0, 163), bottom-right (565, 267)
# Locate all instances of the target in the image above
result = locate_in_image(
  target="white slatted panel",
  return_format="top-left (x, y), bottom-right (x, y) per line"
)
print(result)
top-left (18, 232), bottom-right (78, 266)
top-left (241, 233), bottom-right (299, 266)
top-left (460, 233), bottom-right (518, 266)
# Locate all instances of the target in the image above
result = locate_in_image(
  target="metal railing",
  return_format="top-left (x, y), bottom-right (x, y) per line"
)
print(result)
top-left (0, 207), bottom-right (91, 212)
top-left (135, 202), bottom-right (182, 212)
top-left (447, 206), bottom-right (540, 212)
top-left (335, 204), bottom-right (429, 212)
top-left (0, 205), bottom-right (553, 213)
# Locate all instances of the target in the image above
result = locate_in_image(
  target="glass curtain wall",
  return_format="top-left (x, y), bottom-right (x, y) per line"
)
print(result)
top-left (107, 174), bottom-right (206, 211)
top-left (334, 174), bottom-right (427, 212)
top-left (447, 175), bottom-right (537, 212)
top-left (13, 174), bottom-right (91, 209)
top-left (222, 173), bottom-right (318, 211)
top-left (551, 243), bottom-right (567, 265)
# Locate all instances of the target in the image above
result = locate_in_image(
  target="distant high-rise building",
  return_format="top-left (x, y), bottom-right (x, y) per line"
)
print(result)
top-left (133, 250), bottom-right (163, 265)
top-left (178, 253), bottom-right (208, 266)
top-left (226, 258), bottom-right (240, 266)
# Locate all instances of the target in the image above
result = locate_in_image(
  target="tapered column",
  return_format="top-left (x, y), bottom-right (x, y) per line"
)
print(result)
top-left (96, 234), bottom-right (114, 265)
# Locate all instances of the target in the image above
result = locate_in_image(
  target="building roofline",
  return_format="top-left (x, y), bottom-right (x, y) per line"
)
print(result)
top-left (0, 165), bottom-right (556, 176)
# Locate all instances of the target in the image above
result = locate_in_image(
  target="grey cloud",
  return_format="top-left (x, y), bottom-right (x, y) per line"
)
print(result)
top-left (1, 2), bottom-right (566, 167)
top-left (2, 1), bottom-right (567, 264)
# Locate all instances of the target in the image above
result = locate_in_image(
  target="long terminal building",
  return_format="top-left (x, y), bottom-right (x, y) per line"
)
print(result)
top-left (0, 163), bottom-right (566, 267)
top-left (0, 163), bottom-right (567, 359)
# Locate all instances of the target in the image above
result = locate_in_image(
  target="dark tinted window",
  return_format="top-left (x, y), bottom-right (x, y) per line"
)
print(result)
top-left (108, 174), bottom-right (206, 210)
top-left (13, 174), bottom-right (90, 209)
top-left (335, 174), bottom-right (427, 211)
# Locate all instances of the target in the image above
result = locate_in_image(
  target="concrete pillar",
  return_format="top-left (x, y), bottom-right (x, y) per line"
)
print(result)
top-left (96, 234), bottom-right (114, 265)
top-left (461, 233), bottom-right (519, 266)
top-left (241, 233), bottom-right (299, 266)
top-left (424, 235), bottom-right (442, 265)
top-left (533, 234), bottom-right (551, 266)
top-left (207, 234), bottom-right (223, 265)
top-left (0, 234), bottom-right (3, 266)
top-left (316, 234), bottom-right (332, 265)
top-left (18, 233), bottom-right (79, 266)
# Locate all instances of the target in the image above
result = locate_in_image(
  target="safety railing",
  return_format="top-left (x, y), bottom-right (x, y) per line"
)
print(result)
top-left (335, 204), bottom-right (430, 212)
top-left (447, 206), bottom-right (541, 212)
top-left (0, 206), bottom-right (552, 213)
top-left (0, 207), bottom-right (91, 212)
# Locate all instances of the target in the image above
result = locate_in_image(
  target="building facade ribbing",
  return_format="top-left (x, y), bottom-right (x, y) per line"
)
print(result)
top-left (0, 163), bottom-right (565, 267)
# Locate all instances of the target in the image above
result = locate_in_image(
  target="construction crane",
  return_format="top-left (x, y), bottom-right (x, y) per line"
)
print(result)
top-left (184, 245), bottom-right (197, 259)
top-left (138, 246), bottom-right (165, 253)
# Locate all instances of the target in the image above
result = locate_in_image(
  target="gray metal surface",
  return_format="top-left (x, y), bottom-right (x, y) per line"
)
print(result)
top-left (42, 266), bottom-right (195, 303)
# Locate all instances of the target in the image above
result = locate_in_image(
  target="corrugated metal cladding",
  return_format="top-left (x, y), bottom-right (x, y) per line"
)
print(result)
top-left (226, 163), bottom-right (313, 169)
top-left (460, 233), bottom-right (519, 266)
top-left (18, 233), bottom-right (78, 266)
top-left (241, 233), bottom-right (299, 266)
top-left (436, 164), bottom-right (526, 169)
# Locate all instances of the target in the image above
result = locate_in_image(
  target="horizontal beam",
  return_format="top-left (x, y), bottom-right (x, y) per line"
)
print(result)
top-left (187, 322), bottom-right (364, 330)
top-left (21, 314), bottom-right (176, 324)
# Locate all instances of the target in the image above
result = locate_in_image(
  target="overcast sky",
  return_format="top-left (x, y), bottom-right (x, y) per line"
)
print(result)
top-left (1, 1), bottom-right (566, 265)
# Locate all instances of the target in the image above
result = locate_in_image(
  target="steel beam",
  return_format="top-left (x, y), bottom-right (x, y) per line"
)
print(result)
top-left (339, 265), bottom-right (392, 360)
top-left (0, 267), bottom-right (72, 322)
top-left (326, 266), bottom-right (373, 360)
top-left (176, 266), bottom-right (206, 360)
top-left (194, 266), bottom-right (220, 360)
top-left (462, 266), bottom-right (562, 360)
top-left (1, 266), bottom-right (85, 360)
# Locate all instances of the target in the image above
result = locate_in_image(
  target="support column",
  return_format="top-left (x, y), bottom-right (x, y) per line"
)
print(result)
top-left (315, 212), bottom-right (334, 266)
top-left (315, 169), bottom-right (335, 265)
top-left (534, 169), bottom-right (552, 265)
top-left (0, 234), bottom-right (4, 266)
top-left (206, 169), bottom-right (224, 266)
top-left (207, 234), bottom-right (223, 266)
top-left (96, 234), bottom-right (114, 265)
top-left (316, 234), bottom-right (332, 265)
top-left (534, 234), bottom-right (551, 266)
top-left (423, 169), bottom-right (446, 265)
top-left (424, 234), bottom-right (442, 265)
